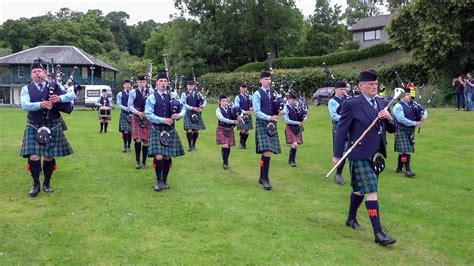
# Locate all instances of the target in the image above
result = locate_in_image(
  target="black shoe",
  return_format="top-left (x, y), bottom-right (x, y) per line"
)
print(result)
top-left (142, 163), bottom-right (147, 169)
top-left (163, 179), bottom-right (170, 189)
top-left (261, 178), bottom-right (272, 190)
top-left (288, 160), bottom-right (296, 167)
top-left (223, 164), bottom-right (229, 170)
top-left (240, 143), bottom-right (244, 149)
top-left (374, 231), bottom-right (397, 246)
top-left (346, 219), bottom-right (365, 231)
top-left (122, 147), bottom-right (127, 153)
top-left (258, 179), bottom-right (263, 184)
top-left (29, 184), bottom-right (40, 197)
top-left (154, 180), bottom-right (164, 192)
top-left (405, 170), bottom-right (416, 177)
top-left (188, 145), bottom-right (194, 152)
top-left (135, 162), bottom-right (142, 169)
top-left (43, 184), bottom-right (54, 193)
top-left (335, 174), bottom-right (345, 185)
top-left (243, 143), bottom-right (247, 149)
top-left (395, 169), bottom-right (403, 173)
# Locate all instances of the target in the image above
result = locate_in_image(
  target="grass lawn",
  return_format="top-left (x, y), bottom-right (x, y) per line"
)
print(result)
top-left (0, 105), bottom-right (472, 264)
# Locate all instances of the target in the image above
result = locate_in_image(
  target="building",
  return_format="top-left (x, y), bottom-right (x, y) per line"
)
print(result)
top-left (350, 14), bottom-right (391, 49)
top-left (0, 45), bottom-right (118, 106)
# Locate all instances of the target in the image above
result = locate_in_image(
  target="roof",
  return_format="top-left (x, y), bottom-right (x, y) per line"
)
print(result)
top-left (350, 14), bottom-right (391, 32)
top-left (0, 45), bottom-right (118, 72)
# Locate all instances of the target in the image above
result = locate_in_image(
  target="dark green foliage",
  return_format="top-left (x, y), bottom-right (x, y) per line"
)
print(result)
top-left (235, 43), bottom-right (396, 72)
top-left (199, 61), bottom-right (427, 101)
top-left (386, 0), bottom-right (474, 104)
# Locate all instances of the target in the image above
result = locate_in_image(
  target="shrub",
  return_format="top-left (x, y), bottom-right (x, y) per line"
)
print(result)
top-left (235, 43), bottom-right (396, 72)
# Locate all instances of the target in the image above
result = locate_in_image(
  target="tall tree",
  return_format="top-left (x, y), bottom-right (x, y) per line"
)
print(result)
top-left (386, 1), bottom-right (474, 79)
top-left (106, 11), bottom-right (130, 52)
top-left (0, 18), bottom-right (35, 52)
top-left (304, 0), bottom-right (349, 56)
top-left (343, 0), bottom-right (383, 26)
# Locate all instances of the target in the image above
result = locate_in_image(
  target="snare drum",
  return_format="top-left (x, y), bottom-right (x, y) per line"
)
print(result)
top-left (99, 106), bottom-right (112, 121)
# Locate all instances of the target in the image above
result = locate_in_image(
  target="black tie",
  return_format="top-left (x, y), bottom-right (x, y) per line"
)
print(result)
top-left (370, 98), bottom-right (377, 111)
top-left (38, 83), bottom-right (44, 92)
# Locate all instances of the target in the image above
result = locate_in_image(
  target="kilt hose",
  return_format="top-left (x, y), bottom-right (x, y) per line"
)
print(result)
top-left (119, 111), bottom-right (132, 132)
top-left (237, 115), bottom-right (253, 130)
top-left (350, 159), bottom-right (378, 194)
top-left (285, 124), bottom-right (303, 144)
top-left (216, 125), bottom-right (236, 146)
top-left (148, 124), bottom-right (185, 158)
top-left (255, 118), bottom-right (281, 154)
top-left (184, 111), bottom-right (206, 130)
top-left (131, 114), bottom-right (151, 141)
top-left (394, 124), bottom-right (415, 153)
top-left (21, 118), bottom-right (73, 158)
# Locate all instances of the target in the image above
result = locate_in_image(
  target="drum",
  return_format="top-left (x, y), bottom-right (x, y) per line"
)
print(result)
top-left (99, 106), bottom-right (112, 121)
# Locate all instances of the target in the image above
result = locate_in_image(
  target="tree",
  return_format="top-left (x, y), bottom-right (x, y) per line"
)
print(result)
top-left (0, 18), bottom-right (35, 52)
top-left (386, 1), bottom-right (474, 76)
top-left (106, 11), bottom-right (130, 52)
top-left (304, 0), bottom-right (349, 56)
top-left (126, 20), bottom-right (159, 56)
top-left (343, 0), bottom-right (383, 26)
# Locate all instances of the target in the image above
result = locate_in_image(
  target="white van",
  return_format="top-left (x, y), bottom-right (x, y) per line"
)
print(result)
top-left (84, 85), bottom-right (113, 109)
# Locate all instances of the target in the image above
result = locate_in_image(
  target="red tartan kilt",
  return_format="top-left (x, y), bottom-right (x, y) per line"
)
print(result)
top-left (131, 115), bottom-right (151, 141)
top-left (216, 125), bottom-right (235, 146)
top-left (285, 125), bottom-right (303, 144)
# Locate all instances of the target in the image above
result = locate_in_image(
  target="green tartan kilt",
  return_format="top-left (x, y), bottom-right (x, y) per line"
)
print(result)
top-left (149, 124), bottom-right (185, 158)
top-left (119, 111), bottom-right (132, 132)
top-left (237, 115), bottom-right (253, 130)
top-left (394, 124), bottom-right (415, 153)
top-left (21, 118), bottom-right (73, 158)
top-left (184, 111), bottom-right (206, 130)
top-left (350, 159), bottom-right (378, 194)
top-left (255, 118), bottom-right (281, 154)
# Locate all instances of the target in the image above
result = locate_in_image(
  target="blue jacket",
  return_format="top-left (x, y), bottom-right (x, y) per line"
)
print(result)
top-left (334, 95), bottom-right (395, 160)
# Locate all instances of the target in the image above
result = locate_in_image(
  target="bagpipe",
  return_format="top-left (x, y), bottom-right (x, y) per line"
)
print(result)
top-left (189, 67), bottom-right (208, 123)
top-left (39, 57), bottom-right (79, 114)
top-left (394, 71), bottom-right (426, 125)
top-left (287, 79), bottom-right (308, 122)
top-left (163, 54), bottom-right (184, 116)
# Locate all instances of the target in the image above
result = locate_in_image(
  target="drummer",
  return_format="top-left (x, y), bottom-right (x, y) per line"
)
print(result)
top-left (95, 89), bottom-right (112, 133)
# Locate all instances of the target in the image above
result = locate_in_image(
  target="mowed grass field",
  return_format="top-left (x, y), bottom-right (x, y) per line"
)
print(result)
top-left (0, 105), bottom-right (473, 264)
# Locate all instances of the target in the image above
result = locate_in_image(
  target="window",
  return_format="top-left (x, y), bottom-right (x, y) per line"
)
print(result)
top-left (363, 29), bottom-right (381, 41)
top-left (82, 67), bottom-right (88, 79)
top-left (18, 66), bottom-right (24, 78)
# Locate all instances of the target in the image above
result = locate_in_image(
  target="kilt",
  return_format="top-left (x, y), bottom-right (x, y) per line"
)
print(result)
top-left (183, 111), bottom-right (206, 130)
top-left (285, 124), bottom-right (303, 144)
top-left (216, 125), bottom-right (236, 146)
top-left (394, 124), bottom-right (415, 153)
top-left (60, 116), bottom-right (68, 131)
top-left (148, 124), bottom-right (185, 157)
top-left (237, 115), bottom-right (253, 130)
top-left (119, 111), bottom-right (132, 132)
top-left (131, 115), bottom-right (151, 141)
top-left (21, 118), bottom-right (73, 158)
top-left (255, 118), bottom-right (281, 154)
top-left (350, 159), bottom-right (378, 194)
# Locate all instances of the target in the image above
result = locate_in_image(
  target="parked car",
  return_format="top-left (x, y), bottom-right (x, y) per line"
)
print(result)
top-left (312, 86), bottom-right (334, 106)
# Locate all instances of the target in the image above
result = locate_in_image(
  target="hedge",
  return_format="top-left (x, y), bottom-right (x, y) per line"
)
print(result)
top-left (198, 62), bottom-right (428, 101)
top-left (235, 43), bottom-right (397, 72)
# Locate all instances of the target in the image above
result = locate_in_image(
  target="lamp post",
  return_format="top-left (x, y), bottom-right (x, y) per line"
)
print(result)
top-left (90, 65), bottom-right (95, 85)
